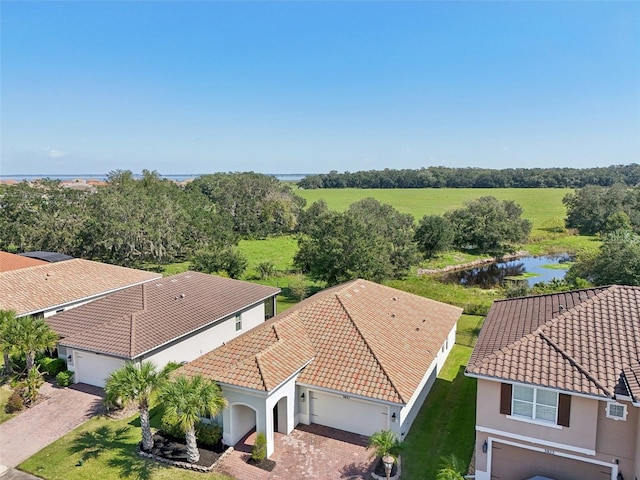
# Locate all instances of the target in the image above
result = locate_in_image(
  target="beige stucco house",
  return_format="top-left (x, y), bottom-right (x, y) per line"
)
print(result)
top-left (177, 278), bottom-right (463, 457)
top-left (466, 286), bottom-right (640, 480)
top-left (46, 272), bottom-right (280, 387)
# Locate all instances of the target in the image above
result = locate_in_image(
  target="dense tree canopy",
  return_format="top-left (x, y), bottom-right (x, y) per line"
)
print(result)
top-left (563, 184), bottom-right (640, 235)
top-left (414, 215), bottom-right (454, 258)
top-left (187, 172), bottom-right (306, 238)
top-left (294, 199), bottom-right (417, 285)
top-left (566, 230), bottom-right (640, 286)
top-left (0, 170), bottom-right (238, 267)
top-left (298, 164), bottom-right (640, 189)
top-left (444, 196), bottom-right (531, 252)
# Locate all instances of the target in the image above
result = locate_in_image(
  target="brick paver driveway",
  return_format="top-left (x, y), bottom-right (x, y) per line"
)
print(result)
top-left (218, 424), bottom-right (376, 480)
top-left (0, 381), bottom-right (104, 468)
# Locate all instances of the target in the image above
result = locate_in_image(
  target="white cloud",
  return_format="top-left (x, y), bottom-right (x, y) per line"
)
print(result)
top-left (39, 147), bottom-right (65, 159)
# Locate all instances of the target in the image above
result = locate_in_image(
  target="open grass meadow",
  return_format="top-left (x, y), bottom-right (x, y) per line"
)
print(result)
top-left (296, 187), bottom-right (573, 235)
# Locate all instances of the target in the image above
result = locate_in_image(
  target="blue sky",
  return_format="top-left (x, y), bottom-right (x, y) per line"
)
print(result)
top-left (1, 1), bottom-right (639, 176)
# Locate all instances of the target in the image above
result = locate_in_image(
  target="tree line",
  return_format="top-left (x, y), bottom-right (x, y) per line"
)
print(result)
top-left (298, 164), bottom-right (640, 189)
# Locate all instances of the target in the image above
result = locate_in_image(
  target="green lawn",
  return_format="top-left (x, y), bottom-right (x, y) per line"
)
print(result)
top-left (402, 344), bottom-right (477, 480)
top-left (19, 410), bottom-right (234, 480)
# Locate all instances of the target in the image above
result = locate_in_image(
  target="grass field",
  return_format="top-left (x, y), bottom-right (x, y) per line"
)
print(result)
top-left (296, 187), bottom-right (572, 234)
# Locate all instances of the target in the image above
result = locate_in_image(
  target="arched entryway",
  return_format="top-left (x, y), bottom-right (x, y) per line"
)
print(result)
top-left (273, 396), bottom-right (288, 434)
top-left (228, 403), bottom-right (257, 446)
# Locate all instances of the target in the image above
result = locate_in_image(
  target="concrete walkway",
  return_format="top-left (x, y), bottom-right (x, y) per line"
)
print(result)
top-left (0, 382), bottom-right (104, 469)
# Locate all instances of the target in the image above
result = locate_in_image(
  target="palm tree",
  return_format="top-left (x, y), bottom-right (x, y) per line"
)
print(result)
top-left (0, 309), bottom-right (18, 375)
top-left (159, 374), bottom-right (227, 463)
top-left (104, 361), bottom-right (167, 451)
top-left (367, 429), bottom-right (403, 461)
top-left (12, 316), bottom-right (58, 373)
top-left (436, 454), bottom-right (466, 480)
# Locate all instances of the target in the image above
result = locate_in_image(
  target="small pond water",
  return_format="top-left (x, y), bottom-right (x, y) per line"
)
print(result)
top-left (439, 253), bottom-right (572, 289)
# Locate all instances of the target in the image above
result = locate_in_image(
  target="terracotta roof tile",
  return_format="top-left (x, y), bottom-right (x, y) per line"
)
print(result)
top-left (467, 286), bottom-right (640, 399)
top-left (0, 251), bottom-right (47, 272)
top-left (0, 259), bottom-right (161, 316)
top-left (49, 272), bottom-right (280, 358)
top-left (179, 279), bottom-right (462, 404)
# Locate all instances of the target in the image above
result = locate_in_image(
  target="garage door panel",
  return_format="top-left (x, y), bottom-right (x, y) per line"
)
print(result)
top-left (491, 442), bottom-right (611, 480)
top-left (309, 391), bottom-right (387, 437)
top-left (76, 351), bottom-right (125, 387)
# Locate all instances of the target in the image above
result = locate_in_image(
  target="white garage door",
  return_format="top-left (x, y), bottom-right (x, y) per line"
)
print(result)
top-left (309, 391), bottom-right (388, 436)
top-left (75, 351), bottom-right (125, 387)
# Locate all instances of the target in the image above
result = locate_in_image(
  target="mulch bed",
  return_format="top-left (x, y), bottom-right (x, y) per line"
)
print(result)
top-left (142, 431), bottom-right (226, 468)
top-left (373, 457), bottom-right (398, 478)
top-left (246, 456), bottom-right (277, 472)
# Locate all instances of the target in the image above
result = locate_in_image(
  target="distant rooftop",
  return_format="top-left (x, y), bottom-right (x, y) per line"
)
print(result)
top-left (0, 252), bottom-right (47, 272)
top-left (19, 251), bottom-right (75, 263)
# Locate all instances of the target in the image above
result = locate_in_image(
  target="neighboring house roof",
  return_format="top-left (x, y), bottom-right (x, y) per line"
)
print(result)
top-left (48, 271), bottom-right (281, 359)
top-left (0, 259), bottom-right (161, 316)
top-left (467, 285), bottom-right (640, 400)
top-left (19, 251), bottom-right (75, 262)
top-left (0, 251), bottom-right (47, 272)
top-left (180, 279), bottom-right (463, 404)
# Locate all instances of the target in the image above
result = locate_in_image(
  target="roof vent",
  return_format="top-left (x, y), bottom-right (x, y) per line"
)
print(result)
top-left (559, 305), bottom-right (565, 310)
top-left (392, 296), bottom-right (398, 301)
top-left (422, 319), bottom-right (426, 323)
top-left (180, 293), bottom-right (186, 298)
top-left (390, 313), bottom-right (396, 318)
top-left (416, 327), bottom-right (420, 331)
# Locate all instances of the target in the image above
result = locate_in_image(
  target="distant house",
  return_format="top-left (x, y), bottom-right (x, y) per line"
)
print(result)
top-left (466, 286), bottom-right (640, 480)
top-left (46, 272), bottom-right (280, 387)
top-left (177, 278), bottom-right (462, 457)
top-left (0, 258), bottom-right (161, 318)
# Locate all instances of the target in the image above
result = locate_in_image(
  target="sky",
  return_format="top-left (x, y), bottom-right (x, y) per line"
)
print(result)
top-left (1, 1), bottom-right (639, 176)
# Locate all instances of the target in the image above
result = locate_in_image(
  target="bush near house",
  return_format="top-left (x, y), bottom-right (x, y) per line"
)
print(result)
top-left (36, 357), bottom-right (66, 377)
top-left (251, 432), bottom-right (267, 461)
top-left (5, 390), bottom-right (25, 413)
top-left (56, 370), bottom-right (74, 387)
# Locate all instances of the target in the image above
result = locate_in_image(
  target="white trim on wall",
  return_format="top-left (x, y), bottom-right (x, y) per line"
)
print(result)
top-left (476, 426), bottom-right (596, 456)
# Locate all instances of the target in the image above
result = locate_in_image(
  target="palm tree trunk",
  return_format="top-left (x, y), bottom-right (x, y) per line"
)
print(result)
top-left (185, 427), bottom-right (200, 463)
top-left (139, 407), bottom-right (154, 451)
top-left (3, 350), bottom-right (12, 375)
top-left (26, 351), bottom-right (35, 373)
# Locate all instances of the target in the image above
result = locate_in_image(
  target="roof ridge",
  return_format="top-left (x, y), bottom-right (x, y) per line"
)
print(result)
top-left (254, 355), bottom-right (268, 391)
top-left (335, 293), bottom-right (405, 404)
top-left (491, 286), bottom-right (609, 304)
top-left (538, 331), bottom-right (612, 397)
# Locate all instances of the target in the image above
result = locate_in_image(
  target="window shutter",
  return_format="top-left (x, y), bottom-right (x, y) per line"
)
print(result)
top-left (557, 394), bottom-right (571, 427)
top-left (500, 383), bottom-right (512, 415)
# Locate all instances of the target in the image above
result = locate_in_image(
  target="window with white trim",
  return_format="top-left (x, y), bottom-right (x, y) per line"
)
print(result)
top-left (606, 402), bottom-right (627, 421)
top-left (235, 313), bottom-right (242, 331)
top-left (512, 385), bottom-right (558, 423)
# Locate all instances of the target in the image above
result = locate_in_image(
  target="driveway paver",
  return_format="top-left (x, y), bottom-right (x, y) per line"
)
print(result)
top-left (0, 382), bottom-right (104, 468)
top-left (218, 424), bottom-right (375, 480)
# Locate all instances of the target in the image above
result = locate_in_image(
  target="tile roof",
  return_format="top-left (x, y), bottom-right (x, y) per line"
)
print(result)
top-left (0, 251), bottom-right (47, 272)
top-left (179, 279), bottom-right (462, 404)
top-left (48, 272), bottom-right (281, 359)
top-left (467, 286), bottom-right (640, 400)
top-left (0, 259), bottom-right (161, 316)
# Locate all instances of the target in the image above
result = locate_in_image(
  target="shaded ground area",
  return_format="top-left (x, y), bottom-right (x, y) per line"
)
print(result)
top-left (218, 424), bottom-right (375, 480)
top-left (0, 381), bottom-right (104, 468)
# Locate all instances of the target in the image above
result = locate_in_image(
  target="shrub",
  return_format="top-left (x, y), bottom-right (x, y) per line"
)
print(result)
top-left (36, 357), bottom-right (66, 377)
top-left (196, 422), bottom-right (223, 446)
top-left (256, 261), bottom-right (275, 280)
top-left (161, 361), bottom-right (183, 375)
top-left (161, 410), bottom-right (185, 439)
top-left (5, 390), bottom-right (25, 413)
top-left (56, 370), bottom-right (74, 387)
top-left (251, 431), bottom-right (267, 461)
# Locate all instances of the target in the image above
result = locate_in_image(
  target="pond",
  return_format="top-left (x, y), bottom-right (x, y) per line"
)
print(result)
top-left (438, 253), bottom-right (572, 289)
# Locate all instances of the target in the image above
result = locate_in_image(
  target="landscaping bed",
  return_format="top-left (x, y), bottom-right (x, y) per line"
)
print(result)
top-left (138, 431), bottom-right (230, 472)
